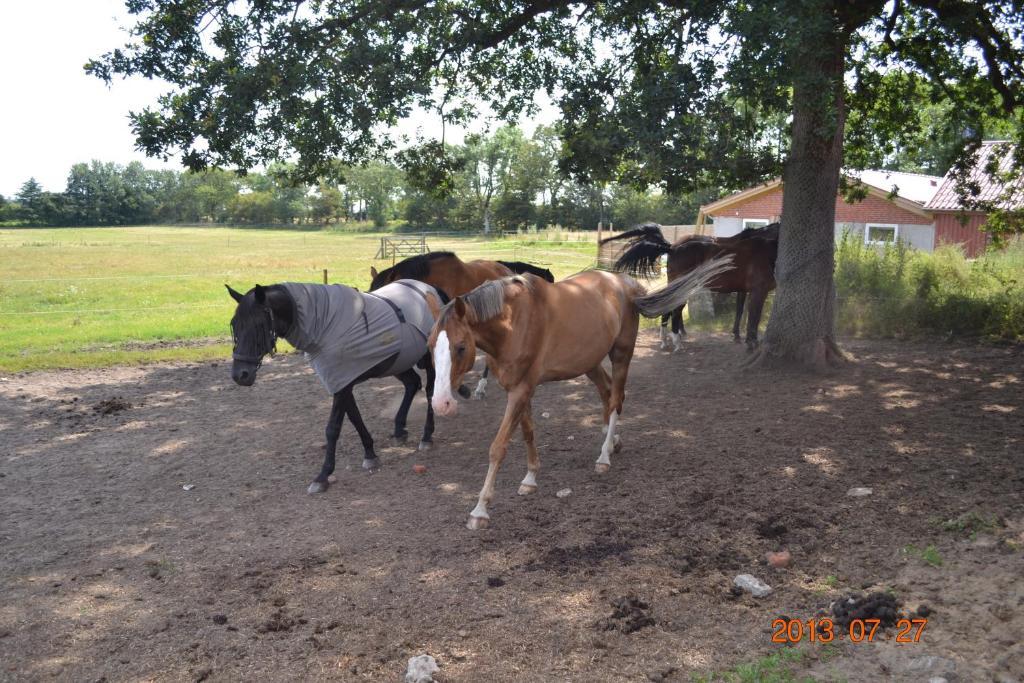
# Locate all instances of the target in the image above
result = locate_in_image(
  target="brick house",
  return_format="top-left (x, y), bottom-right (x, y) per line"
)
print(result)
top-left (696, 170), bottom-right (942, 250)
top-left (924, 141), bottom-right (1022, 257)
top-left (696, 142), bottom-right (1021, 257)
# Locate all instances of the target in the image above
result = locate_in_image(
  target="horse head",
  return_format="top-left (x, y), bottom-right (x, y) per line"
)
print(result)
top-left (226, 284), bottom-right (285, 386)
top-left (428, 296), bottom-right (478, 417)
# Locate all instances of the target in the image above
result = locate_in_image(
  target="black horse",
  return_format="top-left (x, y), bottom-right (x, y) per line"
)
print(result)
top-left (227, 280), bottom-right (443, 493)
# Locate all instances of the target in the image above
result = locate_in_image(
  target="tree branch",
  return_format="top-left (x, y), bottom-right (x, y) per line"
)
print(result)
top-left (907, 0), bottom-right (1023, 112)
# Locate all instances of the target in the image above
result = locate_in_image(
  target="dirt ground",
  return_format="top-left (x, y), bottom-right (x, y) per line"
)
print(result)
top-left (1, 331), bottom-right (1022, 682)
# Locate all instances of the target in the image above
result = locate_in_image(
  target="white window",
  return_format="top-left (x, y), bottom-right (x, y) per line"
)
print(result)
top-left (865, 223), bottom-right (899, 245)
top-left (742, 218), bottom-right (770, 230)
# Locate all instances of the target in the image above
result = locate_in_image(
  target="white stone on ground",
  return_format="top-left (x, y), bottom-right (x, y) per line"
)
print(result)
top-left (734, 574), bottom-right (772, 597)
top-left (405, 654), bottom-right (439, 683)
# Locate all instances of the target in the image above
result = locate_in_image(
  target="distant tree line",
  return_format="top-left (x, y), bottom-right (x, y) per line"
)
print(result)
top-left (2, 115), bottom-right (991, 232)
top-left (1, 126), bottom-right (718, 231)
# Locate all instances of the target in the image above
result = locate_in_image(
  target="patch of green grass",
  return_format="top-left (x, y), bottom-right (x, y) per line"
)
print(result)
top-left (834, 234), bottom-right (1024, 341)
top-left (824, 575), bottom-right (839, 588)
top-left (693, 648), bottom-right (814, 683)
top-left (904, 544), bottom-right (943, 567)
top-left (939, 512), bottom-right (1000, 538)
top-left (0, 226), bottom-right (598, 372)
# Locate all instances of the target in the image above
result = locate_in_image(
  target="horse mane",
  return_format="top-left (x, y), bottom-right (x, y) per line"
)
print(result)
top-left (384, 251), bottom-right (458, 282)
top-left (498, 260), bottom-right (555, 283)
top-left (440, 275), bottom-right (531, 324)
top-left (732, 222), bottom-right (780, 241)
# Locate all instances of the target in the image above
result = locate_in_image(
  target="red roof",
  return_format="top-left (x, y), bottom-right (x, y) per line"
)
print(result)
top-left (925, 141), bottom-right (1024, 212)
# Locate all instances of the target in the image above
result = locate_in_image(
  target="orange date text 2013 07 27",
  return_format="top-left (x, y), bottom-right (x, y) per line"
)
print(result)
top-left (770, 618), bottom-right (928, 644)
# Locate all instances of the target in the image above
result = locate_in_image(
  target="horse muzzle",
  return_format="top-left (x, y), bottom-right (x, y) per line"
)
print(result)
top-left (432, 392), bottom-right (459, 417)
top-left (231, 362), bottom-right (259, 386)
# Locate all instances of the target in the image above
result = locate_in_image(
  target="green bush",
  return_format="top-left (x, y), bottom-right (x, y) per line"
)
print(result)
top-left (835, 232), bottom-right (1024, 340)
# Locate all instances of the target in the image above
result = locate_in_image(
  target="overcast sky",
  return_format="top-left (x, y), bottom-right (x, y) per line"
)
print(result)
top-left (0, 1), bottom-right (555, 199)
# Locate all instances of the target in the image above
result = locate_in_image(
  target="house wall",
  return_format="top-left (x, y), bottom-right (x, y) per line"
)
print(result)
top-left (834, 222), bottom-right (935, 251)
top-left (709, 185), bottom-right (938, 249)
top-left (933, 212), bottom-right (990, 257)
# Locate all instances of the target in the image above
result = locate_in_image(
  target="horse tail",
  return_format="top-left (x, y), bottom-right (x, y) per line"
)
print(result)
top-left (610, 238), bottom-right (672, 279)
top-left (498, 260), bottom-right (555, 283)
top-left (599, 222), bottom-right (669, 247)
top-left (632, 255), bottom-right (735, 318)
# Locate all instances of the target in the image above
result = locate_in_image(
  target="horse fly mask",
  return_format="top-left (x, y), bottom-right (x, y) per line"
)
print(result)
top-left (280, 279), bottom-right (439, 394)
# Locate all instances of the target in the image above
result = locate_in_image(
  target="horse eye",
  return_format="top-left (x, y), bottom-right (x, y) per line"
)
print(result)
top-left (455, 343), bottom-right (466, 358)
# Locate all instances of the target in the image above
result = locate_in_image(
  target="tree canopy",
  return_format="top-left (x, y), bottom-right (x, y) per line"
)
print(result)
top-left (89, 0), bottom-right (1024, 367)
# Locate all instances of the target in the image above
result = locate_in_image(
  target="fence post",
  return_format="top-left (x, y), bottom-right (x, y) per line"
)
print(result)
top-left (323, 269), bottom-right (328, 284)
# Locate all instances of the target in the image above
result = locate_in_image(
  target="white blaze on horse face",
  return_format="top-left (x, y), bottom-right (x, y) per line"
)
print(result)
top-left (431, 330), bottom-right (458, 416)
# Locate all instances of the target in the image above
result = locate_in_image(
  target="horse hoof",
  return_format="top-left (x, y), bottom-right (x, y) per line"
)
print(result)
top-left (362, 457), bottom-right (381, 472)
top-left (307, 481), bottom-right (329, 494)
top-left (418, 440), bottom-right (433, 451)
top-left (392, 431), bottom-right (408, 444)
top-left (473, 390), bottom-right (486, 400)
top-left (595, 463), bottom-right (610, 474)
top-left (467, 515), bottom-right (490, 530)
top-left (518, 484), bottom-right (537, 496)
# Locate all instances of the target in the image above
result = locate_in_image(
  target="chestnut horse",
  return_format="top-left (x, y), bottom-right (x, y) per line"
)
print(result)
top-left (602, 223), bottom-right (778, 351)
top-left (370, 251), bottom-right (555, 397)
top-left (428, 258), bottom-right (732, 529)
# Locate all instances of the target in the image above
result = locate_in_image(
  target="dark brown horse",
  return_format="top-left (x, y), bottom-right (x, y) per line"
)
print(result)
top-left (602, 223), bottom-right (778, 350)
top-left (370, 251), bottom-right (555, 397)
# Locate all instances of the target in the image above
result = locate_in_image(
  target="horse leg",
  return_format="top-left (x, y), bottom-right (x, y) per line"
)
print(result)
top-left (309, 389), bottom-right (348, 493)
top-left (517, 399), bottom-right (540, 495)
top-left (599, 326), bottom-right (638, 471)
top-left (392, 368), bottom-right (421, 443)
top-left (585, 365), bottom-right (612, 427)
top-left (468, 387), bottom-right (530, 530)
top-left (344, 391), bottom-right (380, 471)
top-left (419, 356), bottom-right (435, 451)
top-left (473, 364), bottom-right (489, 399)
top-left (745, 287), bottom-right (768, 352)
top-left (585, 364), bottom-right (619, 472)
top-left (659, 314), bottom-right (671, 350)
top-left (733, 291), bottom-right (747, 343)
top-left (671, 305), bottom-right (685, 352)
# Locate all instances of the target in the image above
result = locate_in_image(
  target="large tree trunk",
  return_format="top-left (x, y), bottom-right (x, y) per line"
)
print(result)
top-left (747, 19), bottom-right (848, 371)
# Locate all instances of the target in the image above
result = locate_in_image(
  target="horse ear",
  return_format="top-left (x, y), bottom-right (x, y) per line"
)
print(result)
top-left (370, 266), bottom-right (378, 279)
top-left (226, 285), bottom-right (244, 303)
top-left (453, 296), bottom-right (467, 318)
top-left (254, 285), bottom-right (266, 304)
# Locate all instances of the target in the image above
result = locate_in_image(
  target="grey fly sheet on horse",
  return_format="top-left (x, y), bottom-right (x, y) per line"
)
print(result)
top-left (281, 279), bottom-right (438, 394)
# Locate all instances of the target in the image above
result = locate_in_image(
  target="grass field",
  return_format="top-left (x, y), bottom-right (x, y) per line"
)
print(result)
top-left (0, 227), bottom-right (598, 372)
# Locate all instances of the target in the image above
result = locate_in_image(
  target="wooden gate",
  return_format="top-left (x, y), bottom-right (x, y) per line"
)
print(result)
top-left (375, 235), bottom-right (430, 262)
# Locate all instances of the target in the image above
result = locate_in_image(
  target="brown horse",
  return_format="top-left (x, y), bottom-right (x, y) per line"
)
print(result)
top-left (602, 223), bottom-right (778, 350)
top-left (428, 257), bottom-right (732, 529)
top-left (370, 251), bottom-right (555, 397)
